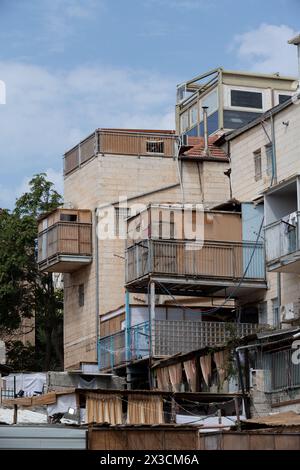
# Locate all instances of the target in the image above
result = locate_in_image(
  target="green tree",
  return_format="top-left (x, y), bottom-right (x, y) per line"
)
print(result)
top-left (0, 173), bottom-right (64, 370)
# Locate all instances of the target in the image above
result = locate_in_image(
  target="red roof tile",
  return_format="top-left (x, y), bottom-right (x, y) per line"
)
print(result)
top-left (182, 135), bottom-right (228, 160)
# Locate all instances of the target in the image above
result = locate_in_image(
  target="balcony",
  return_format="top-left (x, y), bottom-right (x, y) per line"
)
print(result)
top-left (265, 211), bottom-right (300, 273)
top-left (98, 320), bottom-right (263, 370)
top-left (38, 209), bottom-right (92, 273)
top-left (125, 239), bottom-right (266, 298)
top-left (64, 129), bottom-right (176, 175)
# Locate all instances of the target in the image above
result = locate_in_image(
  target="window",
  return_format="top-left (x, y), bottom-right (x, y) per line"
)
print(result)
top-left (189, 105), bottom-right (198, 126)
top-left (278, 94), bottom-right (291, 105)
top-left (146, 140), bottom-right (164, 154)
top-left (200, 88), bottom-right (218, 120)
top-left (253, 149), bottom-right (262, 181)
top-left (258, 301), bottom-right (268, 325)
top-left (78, 284), bottom-right (84, 307)
top-left (272, 298), bottom-right (280, 327)
top-left (60, 213), bottom-right (77, 222)
top-left (115, 207), bottom-right (130, 238)
top-left (265, 143), bottom-right (273, 176)
top-left (180, 112), bottom-right (189, 132)
top-left (231, 90), bottom-right (263, 109)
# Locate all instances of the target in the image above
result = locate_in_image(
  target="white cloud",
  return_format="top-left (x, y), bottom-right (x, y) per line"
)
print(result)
top-left (0, 169), bottom-right (63, 209)
top-left (0, 61), bottom-right (175, 208)
top-left (232, 23), bottom-right (299, 75)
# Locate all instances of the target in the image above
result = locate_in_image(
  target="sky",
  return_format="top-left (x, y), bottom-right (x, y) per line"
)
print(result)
top-left (0, 0), bottom-right (299, 208)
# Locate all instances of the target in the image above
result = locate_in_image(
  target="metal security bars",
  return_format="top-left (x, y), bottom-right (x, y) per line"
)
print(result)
top-left (259, 348), bottom-right (300, 392)
top-left (126, 239), bottom-right (265, 284)
top-left (98, 320), bottom-right (262, 370)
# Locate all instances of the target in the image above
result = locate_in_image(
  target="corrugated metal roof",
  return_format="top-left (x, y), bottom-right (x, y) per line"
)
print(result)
top-left (244, 411), bottom-right (300, 427)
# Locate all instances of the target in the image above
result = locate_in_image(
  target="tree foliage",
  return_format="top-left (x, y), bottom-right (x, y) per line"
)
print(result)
top-left (0, 173), bottom-right (64, 370)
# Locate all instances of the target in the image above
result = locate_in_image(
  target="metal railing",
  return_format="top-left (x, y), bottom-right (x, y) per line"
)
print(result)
top-left (64, 130), bottom-right (176, 175)
top-left (257, 348), bottom-right (300, 392)
top-left (265, 211), bottom-right (300, 264)
top-left (98, 321), bottom-right (150, 370)
top-left (98, 319), bottom-right (263, 370)
top-left (126, 239), bottom-right (265, 284)
top-left (37, 221), bottom-right (92, 263)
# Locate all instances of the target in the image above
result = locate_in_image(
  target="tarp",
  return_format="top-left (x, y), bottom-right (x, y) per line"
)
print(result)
top-left (47, 393), bottom-right (77, 416)
top-left (5, 373), bottom-right (46, 396)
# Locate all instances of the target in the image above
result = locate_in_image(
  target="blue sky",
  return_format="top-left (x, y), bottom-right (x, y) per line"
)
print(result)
top-left (0, 0), bottom-right (299, 208)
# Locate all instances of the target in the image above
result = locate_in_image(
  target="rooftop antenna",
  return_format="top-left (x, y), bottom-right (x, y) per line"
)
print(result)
top-left (288, 33), bottom-right (300, 89)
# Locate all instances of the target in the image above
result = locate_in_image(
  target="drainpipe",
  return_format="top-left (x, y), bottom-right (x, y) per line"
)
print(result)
top-left (270, 114), bottom-right (277, 185)
top-left (94, 208), bottom-right (100, 367)
top-left (125, 290), bottom-right (132, 389)
top-left (270, 114), bottom-right (281, 315)
top-left (202, 106), bottom-right (209, 155)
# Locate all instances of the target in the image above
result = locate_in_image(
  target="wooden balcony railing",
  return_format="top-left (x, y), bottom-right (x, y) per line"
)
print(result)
top-left (64, 130), bottom-right (176, 175)
top-left (38, 221), bottom-right (92, 264)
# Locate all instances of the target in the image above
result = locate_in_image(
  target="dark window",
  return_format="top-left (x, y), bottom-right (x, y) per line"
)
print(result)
top-left (146, 141), bottom-right (164, 154)
top-left (231, 90), bottom-right (263, 109)
top-left (60, 213), bottom-right (77, 222)
top-left (253, 149), bottom-right (262, 181)
top-left (78, 284), bottom-right (84, 307)
top-left (278, 94), bottom-right (291, 105)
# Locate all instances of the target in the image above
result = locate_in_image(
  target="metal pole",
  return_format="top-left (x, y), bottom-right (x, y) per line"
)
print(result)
top-left (94, 209), bottom-right (100, 367)
top-left (125, 290), bottom-right (132, 389)
top-left (234, 397), bottom-right (241, 431)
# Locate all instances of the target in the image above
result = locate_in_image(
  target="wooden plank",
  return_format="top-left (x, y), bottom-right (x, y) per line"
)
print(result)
top-left (2, 397), bottom-right (32, 407)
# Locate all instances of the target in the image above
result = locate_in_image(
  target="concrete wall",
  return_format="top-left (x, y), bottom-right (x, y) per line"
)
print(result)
top-left (63, 151), bottom-right (230, 368)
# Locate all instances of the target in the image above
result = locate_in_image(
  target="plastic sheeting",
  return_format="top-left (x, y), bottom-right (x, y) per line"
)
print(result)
top-left (47, 393), bottom-right (77, 416)
top-left (5, 373), bottom-right (46, 396)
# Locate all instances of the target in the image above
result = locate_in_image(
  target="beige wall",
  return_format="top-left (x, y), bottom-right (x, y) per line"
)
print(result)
top-left (229, 101), bottom-right (300, 325)
top-left (63, 152), bottom-right (230, 369)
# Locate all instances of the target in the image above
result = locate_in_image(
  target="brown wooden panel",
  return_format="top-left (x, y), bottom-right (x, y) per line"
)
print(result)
top-left (164, 430), bottom-right (197, 450)
top-left (223, 433), bottom-right (250, 450)
top-left (127, 430), bottom-right (164, 450)
top-left (274, 435), bottom-right (300, 450)
top-left (249, 434), bottom-right (275, 450)
top-left (89, 430), bottom-right (127, 450)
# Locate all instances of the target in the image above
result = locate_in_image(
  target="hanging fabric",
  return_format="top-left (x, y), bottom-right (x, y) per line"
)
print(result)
top-left (199, 354), bottom-right (212, 387)
top-left (127, 394), bottom-right (164, 424)
top-left (214, 350), bottom-right (229, 385)
top-left (156, 367), bottom-right (171, 391)
top-left (183, 359), bottom-right (197, 392)
top-left (168, 363), bottom-right (182, 392)
top-left (86, 392), bottom-right (123, 424)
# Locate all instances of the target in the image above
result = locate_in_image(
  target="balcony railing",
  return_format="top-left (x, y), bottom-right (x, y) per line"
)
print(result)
top-left (125, 239), bottom-right (265, 284)
top-left (64, 130), bottom-right (176, 175)
top-left (98, 320), bottom-right (264, 370)
top-left (265, 211), bottom-right (300, 265)
top-left (38, 221), bottom-right (92, 264)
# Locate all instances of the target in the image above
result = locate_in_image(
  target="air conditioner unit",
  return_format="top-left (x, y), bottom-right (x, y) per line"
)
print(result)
top-left (281, 302), bottom-right (300, 321)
